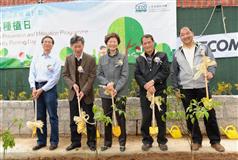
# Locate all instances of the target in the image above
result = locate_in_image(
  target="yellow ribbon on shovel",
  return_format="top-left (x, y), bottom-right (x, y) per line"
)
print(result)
top-left (146, 92), bottom-right (163, 111)
top-left (193, 49), bottom-right (217, 109)
top-left (73, 96), bottom-right (97, 135)
top-left (26, 99), bottom-right (44, 137)
top-left (147, 93), bottom-right (158, 136)
top-left (74, 96), bottom-right (87, 135)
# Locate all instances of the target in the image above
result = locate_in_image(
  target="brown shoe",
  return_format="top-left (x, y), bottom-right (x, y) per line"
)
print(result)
top-left (141, 144), bottom-right (152, 151)
top-left (159, 144), bottom-right (168, 151)
top-left (49, 144), bottom-right (58, 150)
top-left (211, 143), bottom-right (225, 152)
top-left (32, 144), bottom-right (46, 151)
top-left (191, 143), bottom-right (201, 151)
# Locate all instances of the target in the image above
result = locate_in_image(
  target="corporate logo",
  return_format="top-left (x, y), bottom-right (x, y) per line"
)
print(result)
top-left (135, 2), bottom-right (169, 13)
top-left (194, 33), bottom-right (238, 58)
top-left (135, 2), bottom-right (147, 12)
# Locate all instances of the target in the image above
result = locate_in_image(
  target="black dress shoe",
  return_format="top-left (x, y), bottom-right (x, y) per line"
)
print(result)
top-left (159, 143), bottom-right (168, 151)
top-left (32, 144), bottom-right (46, 151)
top-left (101, 146), bottom-right (111, 151)
top-left (141, 143), bottom-right (152, 151)
top-left (49, 144), bottom-right (58, 150)
top-left (89, 145), bottom-right (96, 151)
top-left (120, 146), bottom-right (126, 152)
top-left (66, 143), bottom-right (81, 151)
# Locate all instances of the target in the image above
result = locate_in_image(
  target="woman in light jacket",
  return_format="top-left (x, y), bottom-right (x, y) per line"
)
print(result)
top-left (97, 33), bottom-right (128, 152)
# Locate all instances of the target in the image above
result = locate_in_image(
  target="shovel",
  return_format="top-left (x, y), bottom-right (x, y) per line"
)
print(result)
top-left (26, 99), bottom-right (44, 137)
top-left (149, 93), bottom-right (158, 136)
top-left (193, 50), bottom-right (216, 98)
top-left (111, 93), bottom-right (121, 137)
top-left (193, 49), bottom-right (217, 109)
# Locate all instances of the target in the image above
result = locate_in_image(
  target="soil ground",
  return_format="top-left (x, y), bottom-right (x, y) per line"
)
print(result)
top-left (0, 135), bottom-right (237, 160)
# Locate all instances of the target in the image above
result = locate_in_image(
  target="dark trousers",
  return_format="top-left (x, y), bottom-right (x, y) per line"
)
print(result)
top-left (101, 98), bottom-right (127, 147)
top-left (180, 88), bottom-right (221, 145)
top-left (140, 93), bottom-right (168, 145)
top-left (69, 95), bottom-right (96, 147)
top-left (36, 82), bottom-right (59, 146)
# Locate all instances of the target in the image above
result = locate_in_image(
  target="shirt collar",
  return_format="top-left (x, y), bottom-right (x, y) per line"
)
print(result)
top-left (42, 53), bottom-right (51, 58)
top-left (144, 50), bottom-right (155, 58)
top-left (182, 41), bottom-right (196, 49)
top-left (75, 52), bottom-right (83, 60)
top-left (107, 49), bottom-right (119, 57)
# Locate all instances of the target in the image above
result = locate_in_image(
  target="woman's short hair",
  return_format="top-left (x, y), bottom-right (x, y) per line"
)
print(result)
top-left (104, 32), bottom-right (120, 45)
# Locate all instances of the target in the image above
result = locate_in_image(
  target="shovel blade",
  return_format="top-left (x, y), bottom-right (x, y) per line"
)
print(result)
top-left (112, 126), bottom-right (121, 137)
top-left (96, 129), bottom-right (100, 138)
top-left (149, 126), bottom-right (158, 135)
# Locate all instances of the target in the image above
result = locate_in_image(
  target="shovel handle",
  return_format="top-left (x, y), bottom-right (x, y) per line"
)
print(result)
top-left (77, 96), bottom-right (82, 117)
top-left (111, 94), bottom-right (118, 126)
top-left (34, 99), bottom-right (37, 121)
top-left (151, 93), bottom-right (156, 127)
top-left (204, 70), bottom-right (209, 99)
top-left (202, 53), bottom-right (209, 99)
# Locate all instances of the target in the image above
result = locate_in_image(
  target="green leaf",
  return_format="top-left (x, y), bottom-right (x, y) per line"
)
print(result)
top-left (186, 114), bottom-right (190, 120)
top-left (191, 118), bottom-right (195, 124)
top-left (2, 130), bottom-right (15, 150)
top-left (162, 115), bottom-right (166, 122)
top-left (204, 111), bottom-right (209, 120)
top-left (93, 105), bottom-right (112, 125)
top-left (186, 107), bottom-right (191, 113)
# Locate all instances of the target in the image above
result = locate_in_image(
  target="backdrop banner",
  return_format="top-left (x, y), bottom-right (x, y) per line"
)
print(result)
top-left (0, 0), bottom-right (177, 68)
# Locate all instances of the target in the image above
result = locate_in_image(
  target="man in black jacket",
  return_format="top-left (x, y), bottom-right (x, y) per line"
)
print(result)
top-left (135, 34), bottom-right (170, 151)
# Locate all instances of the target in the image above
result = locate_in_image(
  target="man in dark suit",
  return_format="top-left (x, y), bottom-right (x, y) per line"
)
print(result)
top-left (135, 34), bottom-right (170, 151)
top-left (62, 35), bottom-right (96, 151)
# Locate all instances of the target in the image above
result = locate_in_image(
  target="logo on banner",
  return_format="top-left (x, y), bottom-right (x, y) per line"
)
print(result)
top-left (194, 33), bottom-right (238, 58)
top-left (135, 2), bottom-right (169, 13)
top-left (135, 2), bottom-right (147, 12)
top-left (200, 39), bottom-right (238, 52)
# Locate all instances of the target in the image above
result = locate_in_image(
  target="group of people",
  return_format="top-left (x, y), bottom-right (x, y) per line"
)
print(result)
top-left (28, 26), bottom-right (225, 153)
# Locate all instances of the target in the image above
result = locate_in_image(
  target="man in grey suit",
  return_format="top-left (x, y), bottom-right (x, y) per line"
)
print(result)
top-left (62, 35), bottom-right (96, 151)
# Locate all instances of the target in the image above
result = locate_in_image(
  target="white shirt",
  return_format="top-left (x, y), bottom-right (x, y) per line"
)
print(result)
top-left (28, 53), bottom-right (61, 91)
top-left (182, 45), bottom-right (195, 70)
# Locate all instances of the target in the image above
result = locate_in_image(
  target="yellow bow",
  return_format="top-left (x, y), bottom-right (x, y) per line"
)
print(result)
top-left (27, 99), bottom-right (44, 138)
top-left (74, 111), bottom-right (88, 135)
top-left (26, 120), bottom-right (44, 137)
top-left (193, 51), bottom-right (216, 80)
top-left (74, 97), bottom-right (95, 135)
top-left (146, 92), bottom-right (163, 111)
top-left (201, 97), bottom-right (213, 110)
top-left (104, 89), bottom-right (111, 96)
